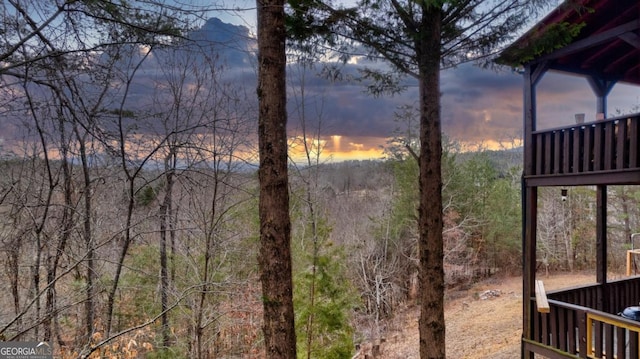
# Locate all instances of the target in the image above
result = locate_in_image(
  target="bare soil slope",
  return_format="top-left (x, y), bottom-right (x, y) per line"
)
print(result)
top-left (354, 273), bottom-right (595, 358)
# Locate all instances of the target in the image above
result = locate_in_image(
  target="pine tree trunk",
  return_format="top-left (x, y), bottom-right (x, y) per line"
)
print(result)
top-left (417, 6), bottom-right (446, 359)
top-left (256, 0), bottom-right (297, 356)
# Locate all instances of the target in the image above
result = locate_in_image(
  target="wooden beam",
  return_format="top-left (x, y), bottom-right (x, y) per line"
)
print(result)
top-left (525, 169), bottom-right (640, 187)
top-left (522, 339), bottom-right (581, 359)
top-left (619, 32), bottom-right (640, 49)
top-left (535, 280), bottom-right (550, 313)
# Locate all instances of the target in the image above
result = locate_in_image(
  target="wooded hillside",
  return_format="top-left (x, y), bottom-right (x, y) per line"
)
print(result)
top-left (1, 147), bottom-right (639, 357)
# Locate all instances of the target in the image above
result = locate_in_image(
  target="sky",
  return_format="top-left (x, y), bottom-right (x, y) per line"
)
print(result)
top-left (184, 10), bottom-right (640, 162)
top-left (3, 2), bottom-right (639, 163)
top-left (185, 2), bottom-right (640, 162)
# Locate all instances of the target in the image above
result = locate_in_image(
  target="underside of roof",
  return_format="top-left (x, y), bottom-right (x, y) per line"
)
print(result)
top-left (498, 0), bottom-right (640, 86)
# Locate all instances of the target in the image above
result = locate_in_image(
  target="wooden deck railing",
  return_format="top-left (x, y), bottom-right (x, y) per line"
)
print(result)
top-left (526, 277), bottom-right (640, 359)
top-left (528, 299), bottom-right (640, 359)
top-left (547, 277), bottom-right (640, 313)
top-left (529, 113), bottom-right (640, 185)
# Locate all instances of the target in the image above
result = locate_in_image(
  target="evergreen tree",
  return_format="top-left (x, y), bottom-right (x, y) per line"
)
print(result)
top-left (292, 216), bottom-right (355, 359)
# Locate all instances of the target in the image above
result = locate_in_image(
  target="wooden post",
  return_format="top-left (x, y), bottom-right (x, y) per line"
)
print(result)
top-left (523, 185), bottom-right (538, 359)
top-left (596, 185), bottom-right (607, 311)
top-left (589, 76), bottom-right (613, 311)
top-left (587, 76), bottom-right (616, 120)
top-left (522, 63), bottom-right (545, 359)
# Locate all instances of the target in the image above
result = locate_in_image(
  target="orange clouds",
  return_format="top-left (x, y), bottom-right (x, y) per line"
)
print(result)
top-left (288, 135), bottom-right (386, 163)
top-left (287, 133), bottom-right (523, 163)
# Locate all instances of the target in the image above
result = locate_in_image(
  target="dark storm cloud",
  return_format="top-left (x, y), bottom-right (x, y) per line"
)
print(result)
top-left (440, 64), bottom-right (524, 144)
top-left (119, 17), bottom-right (639, 153)
top-left (307, 86), bottom-right (411, 137)
top-left (131, 17), bottom-right (617, 145)
top-left (285, 60), bottom-right (557, 145)
top-left (285, 64), bottom-right (417, 138)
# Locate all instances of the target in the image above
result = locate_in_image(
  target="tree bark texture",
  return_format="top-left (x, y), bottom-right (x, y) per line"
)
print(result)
top-left (417, 6), bottom-right (446, 359)
top-left (256, 0), bottom-right (297, 357)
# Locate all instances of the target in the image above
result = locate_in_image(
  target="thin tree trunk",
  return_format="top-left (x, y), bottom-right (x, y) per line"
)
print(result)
top-left (105, 178), bottom-right (135, 337)
top-left (256, 0), bottom-right (297, 355)
top-left (43, 113), bottom-right (74, 343)
top-left (8, 246), bottom-right (21, 330)
top-left (31, 233), bottom-right (41, 341)
top-left (621, 187), bottom-right (632, 246)
top-left (27, 79), bottom-right (56, 342)
top-left (104, 48), bottom-right (152, 338)
top-left (562, 200), bottom-right (574, 272)
top-left (417, 6), bottom-right (446, 359)
top-left (73, 125), bottom-right (96, 345)
top-left (196, 166), bottom-right (221, 359)
top-left (159, 150), bottom-right (175, 349)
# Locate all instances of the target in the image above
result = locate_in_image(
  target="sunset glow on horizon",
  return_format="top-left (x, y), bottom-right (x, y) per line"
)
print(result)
top-left (287, 134), bottom-right (522, 163)
top-left (288, 135), bottom-right (386, 163)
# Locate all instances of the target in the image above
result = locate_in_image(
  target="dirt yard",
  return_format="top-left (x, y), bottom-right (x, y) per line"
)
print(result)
top-left (354, 272), bottom-right (597, 359)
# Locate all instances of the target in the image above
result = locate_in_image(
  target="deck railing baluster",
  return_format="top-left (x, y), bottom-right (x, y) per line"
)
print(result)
top-left (631, 331), bottom-right (639, 359)
top-left (605, 121), bottom-right (616, 170)
top-left (584, 124), bottom-right (594, 172)
top-left (631, 118), bottom-right (638, 167)
top-left (594, 124), bottom-right (604, 171)
top-left (534, 311), bottom-right (541, 342)
top-left (605, 323), bottom-right (614, 359)
top-left (568, 308), bottom-right (577, 354)
top-left (616, 326), bottom-right (625, 358)
top-left (617, 118), bottom-right (628, 169)
top-left (536, 133), bottom-right (544, 175)
top-left (542, 311), bottom-right (550, 345)
top-left (595, 320), bottom-right (603, 357)
top-left (573, 127), bottom-right (583, 173)
top-left (563, 129), bottom-right (572, 173)
top-left (556, 131), bottom-right (560, 173)
top-left (559, 306), bottom-right (567, 351)
top-left (551, 306), bottom-right (559, 347)
top-left (545, 132), bottom-right (553, 174)
top-left (578, 308), bottom-right (588, 356)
